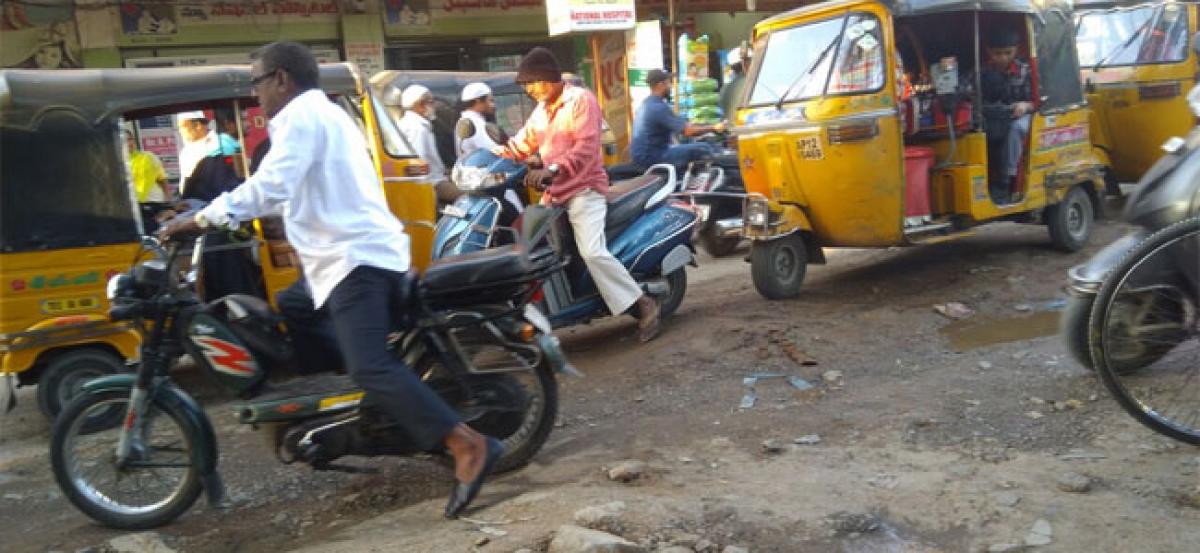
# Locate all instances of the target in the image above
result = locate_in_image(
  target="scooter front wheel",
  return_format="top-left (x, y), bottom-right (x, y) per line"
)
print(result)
top-left (751, 234), bottom-right (807, 300)
top-left (51, 389), bottom-right (203, 529)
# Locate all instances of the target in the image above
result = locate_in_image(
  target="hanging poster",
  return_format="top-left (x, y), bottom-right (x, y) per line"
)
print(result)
top-left (1, 2), bottom-right (82, 68)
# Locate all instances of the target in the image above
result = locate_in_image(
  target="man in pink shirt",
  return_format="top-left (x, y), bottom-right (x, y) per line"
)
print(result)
top-left (498, 47), bottom-right (661, 342)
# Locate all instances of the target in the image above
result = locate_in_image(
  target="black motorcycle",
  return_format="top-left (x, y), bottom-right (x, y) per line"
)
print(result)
top-left (679, 133), bottom-right (747, 258)
top-left (1060, 51), bottom-right (1200, 443)
top-left (50, 233), bottom-right (573, 529)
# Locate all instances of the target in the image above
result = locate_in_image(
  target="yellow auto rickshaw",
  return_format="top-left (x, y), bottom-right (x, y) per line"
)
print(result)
top-left (0, 64), bottom-right (435, 419)
top-left (735, 0), bottom-right (1106, 299)
top-left (1076, 0), bottom-right (1197, 191)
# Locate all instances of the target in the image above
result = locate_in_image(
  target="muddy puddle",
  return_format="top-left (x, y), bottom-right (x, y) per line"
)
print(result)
top-left (940, 310), bottom-right (1060, 351)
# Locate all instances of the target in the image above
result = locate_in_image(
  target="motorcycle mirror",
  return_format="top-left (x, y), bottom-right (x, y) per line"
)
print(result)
top-left (485, 122), bottom-right (509, 145)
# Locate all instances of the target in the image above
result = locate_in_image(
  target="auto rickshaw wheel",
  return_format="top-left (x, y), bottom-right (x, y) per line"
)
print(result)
top-left (37, 349), bottom-right (123, 420)
top-left (1047, 186), bottom-right (1095, 252)
top-left (751, 233), bottom-right (807, 300)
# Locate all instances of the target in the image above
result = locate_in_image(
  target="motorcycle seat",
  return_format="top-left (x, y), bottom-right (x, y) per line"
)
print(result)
top-left (421, 244), bottom-right (533, 294)
top-left (605, 174), bottom-right (666, 239)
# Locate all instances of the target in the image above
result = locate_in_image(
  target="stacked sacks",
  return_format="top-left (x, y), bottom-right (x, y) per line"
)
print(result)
top-left (676, 34), bottom-right (723, 125)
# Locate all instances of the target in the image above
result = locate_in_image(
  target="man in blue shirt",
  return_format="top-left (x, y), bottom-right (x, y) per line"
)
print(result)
top-left (629, 69), bottom-right (723, 170)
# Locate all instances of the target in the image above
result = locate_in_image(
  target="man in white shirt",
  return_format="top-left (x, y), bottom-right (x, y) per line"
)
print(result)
top-left (176, 111), bottom-right (210, 187)
top-left (159, 41), bottom-right (502, 519)
top-left (455, 82), bottom-right (498, 158)
top-left (456, 82), bottom-right (523, 215)
top-left (397, 84), bottom-right (457, 202)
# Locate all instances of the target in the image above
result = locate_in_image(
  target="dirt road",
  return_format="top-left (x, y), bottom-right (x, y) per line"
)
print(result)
top-left (3, 218), bottom-right (1200, 552)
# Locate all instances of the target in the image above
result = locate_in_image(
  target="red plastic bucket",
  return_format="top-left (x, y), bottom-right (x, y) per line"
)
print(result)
top-left (903, 146), bottom-right (936, 217)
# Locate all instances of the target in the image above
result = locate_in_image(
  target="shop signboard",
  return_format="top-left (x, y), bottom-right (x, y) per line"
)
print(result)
top-left (117, 2), bottom-right (343, 46)
top-left (385, 1), bottom-right (545, 37)
top-left (345, 42), bottom-right (385, 77)
top-left (626, 20), bottom-right (663, 114)
top-left (547, 0), bottom-right (636, 37)
top-left (591, 31), bottom-right (631, 158)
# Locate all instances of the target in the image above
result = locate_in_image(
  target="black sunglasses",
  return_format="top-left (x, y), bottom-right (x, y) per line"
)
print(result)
top-left (250, 69), bottom-right (278, 87)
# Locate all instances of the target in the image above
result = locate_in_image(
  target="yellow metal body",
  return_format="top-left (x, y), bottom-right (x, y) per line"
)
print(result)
top-left (736, 0), bottom-right (1104, 248)
top-left (0, 244), bottom-right (142, 377)
top-left (1082, 5), bottom-right (1198, 183)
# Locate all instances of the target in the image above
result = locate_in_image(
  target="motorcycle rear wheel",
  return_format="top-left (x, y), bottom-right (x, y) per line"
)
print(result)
top-left (51, 389), bottom-right (203, 529)
top-left (423, 353), bottom-right (558, 474)
top-left (1091, 217), bottom-right (1200, 444)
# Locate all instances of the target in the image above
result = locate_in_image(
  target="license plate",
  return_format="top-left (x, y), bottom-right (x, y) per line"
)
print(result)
top-left (797, 136), bottom-right (824, 160)
top-left (441, 205), bottom-right (467, 218)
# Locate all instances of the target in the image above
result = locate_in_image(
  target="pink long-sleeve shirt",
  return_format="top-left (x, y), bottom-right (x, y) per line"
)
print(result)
top-left (506, 84), bottom-right (608, 205)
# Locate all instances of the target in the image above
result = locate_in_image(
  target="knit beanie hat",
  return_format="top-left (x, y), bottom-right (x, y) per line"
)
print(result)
top-left (515, 47), bottom-right (562, 84)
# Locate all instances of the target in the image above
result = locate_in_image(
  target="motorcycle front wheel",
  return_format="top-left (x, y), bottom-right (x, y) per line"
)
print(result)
top-left (50, 389), bottom-right (203, 529)
top-left (1091, 217), bottom-right (1200, 444)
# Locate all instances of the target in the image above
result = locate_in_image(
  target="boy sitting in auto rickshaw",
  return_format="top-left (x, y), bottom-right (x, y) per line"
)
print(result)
top-left (974, 28), bottom-right (1034, 203)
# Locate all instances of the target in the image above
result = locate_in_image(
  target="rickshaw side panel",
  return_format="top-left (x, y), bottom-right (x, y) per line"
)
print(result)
top-left (0, 244), bottom-right (142, 376)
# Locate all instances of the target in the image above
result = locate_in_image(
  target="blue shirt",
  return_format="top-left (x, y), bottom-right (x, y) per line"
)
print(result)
top-left (630, 95), bottom-right (686, 167)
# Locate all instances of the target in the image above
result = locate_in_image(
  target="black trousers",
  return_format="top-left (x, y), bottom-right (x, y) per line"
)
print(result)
top-left (326, 265), bottom-right (460, 450)
top-left (275, 277), bottom-right (341, 375)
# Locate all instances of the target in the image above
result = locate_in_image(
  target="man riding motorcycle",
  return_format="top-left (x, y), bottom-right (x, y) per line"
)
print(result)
top-left (629, 69), bottom-right (724, 172)
top-left (495, 47), bottom-right (663, 342)
top-left (158, 40), bottom-right (503, 519)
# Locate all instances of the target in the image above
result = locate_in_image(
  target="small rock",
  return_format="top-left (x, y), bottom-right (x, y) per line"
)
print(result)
top-left (514, 549), bottom-right (534, 553)
top-left (475, 536), bottom-right (491, 547)
top-left (991, 491), bottom-right (1021, 508)
top-left (2, 493), bottom-right (24, 501)
top-left (656, 548), bottom-right (692, 553)
top-left (693, 539), bottom-right (717, 552)
top-left (987, 544), bottom-right (1023, 553)
top-left (761, 439), bottom-right (787, 454)
top-left (826, 512), bottom-right (881, 535)
top-left (722, 547), bottom-right (749, 553)
top-left (574, 501), bottom-right (627, 533)
top-left (106, 532), bottom-right (178, 553)
top-left (271, 513), bottom-right (290, 526)
top-left (548, 525), bottom-right (645, 553)
top-left (1024, 519), bottom-right (1053, 547)
top-left (668, 532), bottom-right (700, 548)
top-left (978, 361), bottom-right (994, 370)
top-left (1057, 472), bottom-right (1092, 493)
top-left (794, 434), bottom-right (821, 445)
top-left (934, 302), bottom-right (974, 319)
top-left (1014, 303), bottom-right (1033, 312)
top-left (822, 370), bottom-right (844, 385)
top-left (607, 460), bottom-right (647, 483)
top-left (1026, 411), bottom-right (1044, 420)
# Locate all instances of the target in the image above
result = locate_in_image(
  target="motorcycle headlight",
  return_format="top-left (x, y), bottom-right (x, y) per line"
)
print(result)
top-left (106, 273), bottom-right (132, 300)
top-left (452, 165), bottom-right (506, 192)
top-left (1188, 83), bottom-right (1200, 118)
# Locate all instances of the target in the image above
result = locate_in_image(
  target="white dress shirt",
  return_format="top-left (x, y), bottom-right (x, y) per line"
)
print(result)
top-left (455, 109), bottom-right (500, 158)
top-left (397, 110), bottom-right (446, 180)
top-left (199, 89), bottom-right (410, 308)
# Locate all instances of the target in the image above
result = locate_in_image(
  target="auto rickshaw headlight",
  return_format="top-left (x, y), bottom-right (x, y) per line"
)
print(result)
top-left (746, 198), bottom-right (769, 227)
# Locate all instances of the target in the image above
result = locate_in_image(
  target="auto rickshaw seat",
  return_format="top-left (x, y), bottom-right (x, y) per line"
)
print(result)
top-left (605, 174), bottom-right (665, 239)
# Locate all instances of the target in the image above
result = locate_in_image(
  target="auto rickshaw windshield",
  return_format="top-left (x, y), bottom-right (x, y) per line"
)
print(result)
top-left (1077, 3), bottom-right (1189, 68)
top-left (747, 11), bottom-right (886, 107)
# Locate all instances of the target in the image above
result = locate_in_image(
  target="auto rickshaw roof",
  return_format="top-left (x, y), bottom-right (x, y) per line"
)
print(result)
top-left (760, 0), bottom-right (1063, 27)
top-left (0, 63), bottom-right (361, 129)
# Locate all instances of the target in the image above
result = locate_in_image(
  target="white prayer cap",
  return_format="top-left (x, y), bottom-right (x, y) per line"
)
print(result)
top-left (461, 82), bottom-right (492, 102)
top-left (401, 84), bottom-right (432, 108)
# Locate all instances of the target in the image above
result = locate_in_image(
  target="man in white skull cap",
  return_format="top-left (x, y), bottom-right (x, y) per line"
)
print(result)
top-left (396, 84), bottom-right (450, 200)
top-left (455, 81), bottom-right (523, 214)
top-left (455, 82), bottom-right (498, 158)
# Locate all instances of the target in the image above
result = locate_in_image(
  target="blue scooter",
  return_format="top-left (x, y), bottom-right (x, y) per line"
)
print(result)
top-left (435, 149), bottom-right (698, 329)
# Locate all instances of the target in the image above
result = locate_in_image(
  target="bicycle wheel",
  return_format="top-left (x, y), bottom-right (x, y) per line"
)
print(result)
top-left (1091, 217), bottom-right (1200, 444)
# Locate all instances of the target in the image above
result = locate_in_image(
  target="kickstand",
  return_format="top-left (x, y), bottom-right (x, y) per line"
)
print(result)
top-left (3, 375), bottom-right (15, 414)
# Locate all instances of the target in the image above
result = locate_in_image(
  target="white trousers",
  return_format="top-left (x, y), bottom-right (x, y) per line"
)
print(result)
top-left (565, 189), bottom-right (644, 315)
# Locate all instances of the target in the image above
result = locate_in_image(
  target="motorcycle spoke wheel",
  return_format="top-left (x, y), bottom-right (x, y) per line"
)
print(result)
top-left (52, 390), bottom-right (202, 528)
top-left (1092, 218), bottom-right (1200, 444)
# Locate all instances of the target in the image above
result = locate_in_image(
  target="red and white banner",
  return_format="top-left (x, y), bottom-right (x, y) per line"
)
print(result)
top-left (547, 0), bottom-right (635, 36)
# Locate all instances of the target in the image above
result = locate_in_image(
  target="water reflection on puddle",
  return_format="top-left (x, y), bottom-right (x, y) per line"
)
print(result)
top-left (940, 311), bottom-right (1060, 351)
